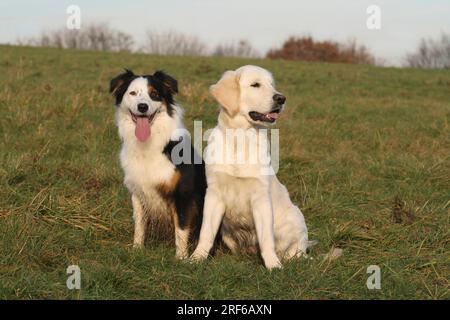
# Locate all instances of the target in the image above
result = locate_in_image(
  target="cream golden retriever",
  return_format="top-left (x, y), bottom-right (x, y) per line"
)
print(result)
top-left (190, 65), bottom-right (315, 269)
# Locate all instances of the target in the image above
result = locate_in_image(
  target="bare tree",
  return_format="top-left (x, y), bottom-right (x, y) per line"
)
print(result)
top-left (338, 39), bottom-right (375, 65)
top-left (19, 24), bottom-right (134, 52)
top-left (19, 24), bottom-right (260, 59)
top-left (212, 40), bottom-right (260, 58)
top-left (141, 30), bottom-right (207, 56)
top-left (405, 33), bottom-right (450, 69)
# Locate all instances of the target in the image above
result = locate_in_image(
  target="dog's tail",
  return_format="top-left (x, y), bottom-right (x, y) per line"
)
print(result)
top-left (307, 240), bottom-right (319, 248)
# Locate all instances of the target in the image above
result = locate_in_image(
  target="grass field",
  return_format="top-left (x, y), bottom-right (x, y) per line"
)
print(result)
top-left (0, 45), bottom-right (449, 299)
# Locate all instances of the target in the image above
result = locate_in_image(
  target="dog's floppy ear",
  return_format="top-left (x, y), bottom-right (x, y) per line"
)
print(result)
top-left (153, 70), bottom-right (178, 94)
top-left (210, 70), bottom-right (240, 117)
top-left (110, 69), bottom-right (135, 95)
top-left (109, 69), bottom-right (136, 105)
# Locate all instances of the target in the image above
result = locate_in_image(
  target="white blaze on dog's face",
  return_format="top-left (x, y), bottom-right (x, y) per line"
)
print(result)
top-left (122, 77), bottom-right (160, 117)
top-left (110, 69), bottom-right (178, 142)
top-left (210, 65), bottom-right (286, 125)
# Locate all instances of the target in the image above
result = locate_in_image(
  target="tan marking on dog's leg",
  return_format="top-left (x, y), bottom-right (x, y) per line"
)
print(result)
top-left (132, 194), bottom-right (147, 248)
top-left (173, 214), bottom-right (190, 260)
top-left (175, 227), bottom-right (190, 260)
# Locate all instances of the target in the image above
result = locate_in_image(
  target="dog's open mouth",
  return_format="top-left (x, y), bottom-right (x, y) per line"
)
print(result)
top-left (249, 108), bottom-right (281, 123)
top-left (130, 110), bottom-right (156, 142)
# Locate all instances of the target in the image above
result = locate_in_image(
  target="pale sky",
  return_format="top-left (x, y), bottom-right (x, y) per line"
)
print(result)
top-left (1, 0), bottom-right (449, 65)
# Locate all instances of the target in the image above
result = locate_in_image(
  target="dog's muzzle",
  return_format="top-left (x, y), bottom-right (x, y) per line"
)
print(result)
top-left (249, 106), bottom-right (282, 123)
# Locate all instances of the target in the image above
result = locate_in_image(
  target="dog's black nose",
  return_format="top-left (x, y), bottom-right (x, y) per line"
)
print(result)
top-left (273, 94), bottom-right (286, 104)
top-left (137, 103), bottom-right (148, 113)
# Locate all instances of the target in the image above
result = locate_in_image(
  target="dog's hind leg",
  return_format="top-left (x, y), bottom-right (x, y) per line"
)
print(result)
top-left (277, 206), bottom-right (314, 260)
top-left (132, 194), bottom-right (147, 248)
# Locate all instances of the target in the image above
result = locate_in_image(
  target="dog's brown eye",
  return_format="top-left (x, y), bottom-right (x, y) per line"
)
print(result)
top-left (150, 91), bottom-right (159, 100)
top-left (251, 82), bottom-right (260, 88)
top-left (129, 91), bottom-right (137, 96)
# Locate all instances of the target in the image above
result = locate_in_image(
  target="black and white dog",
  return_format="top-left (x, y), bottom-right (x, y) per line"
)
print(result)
top-left (109, 69), bottom-right (206, 259)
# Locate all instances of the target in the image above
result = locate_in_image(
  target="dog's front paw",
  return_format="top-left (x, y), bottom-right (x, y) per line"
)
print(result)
top-left (266, 261), bottom-right (283, 271)
top-left (188, 250), bottom-right (208, 264)
top-left (176, 251), bottom-right (189, 260)
top-left (263, 254), bottom-right (283, 270)
top-left (133, 242), bottom-right (144, 249)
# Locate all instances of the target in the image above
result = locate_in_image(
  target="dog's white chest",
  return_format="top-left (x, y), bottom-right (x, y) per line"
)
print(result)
top-left (120, 143), bottom-right (175, 195)
top-left (213, 173), bottom-right (260, 227)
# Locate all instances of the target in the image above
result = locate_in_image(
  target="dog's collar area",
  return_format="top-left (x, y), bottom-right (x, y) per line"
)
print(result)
top-left (129, 110), bottom-right (157, 124)
top-left (248, 107), bottom-right (281, 123)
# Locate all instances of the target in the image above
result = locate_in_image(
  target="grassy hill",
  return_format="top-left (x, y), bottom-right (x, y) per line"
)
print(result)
top-left (0, 45), bottom-right (449, 299)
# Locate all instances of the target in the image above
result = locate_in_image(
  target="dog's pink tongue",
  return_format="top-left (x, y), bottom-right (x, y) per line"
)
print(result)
top-left (267, 112), bottom-right (279, 120)
top-left (135, 117), bottom-right (151, 142)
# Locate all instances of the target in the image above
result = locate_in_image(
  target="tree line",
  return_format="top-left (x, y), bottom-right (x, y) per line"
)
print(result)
top-left (17, 23), bottom-right (450, 69)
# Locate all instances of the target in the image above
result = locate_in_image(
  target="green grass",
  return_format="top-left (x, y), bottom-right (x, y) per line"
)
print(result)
top-left (0, 45), bottom-right (449, 299)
